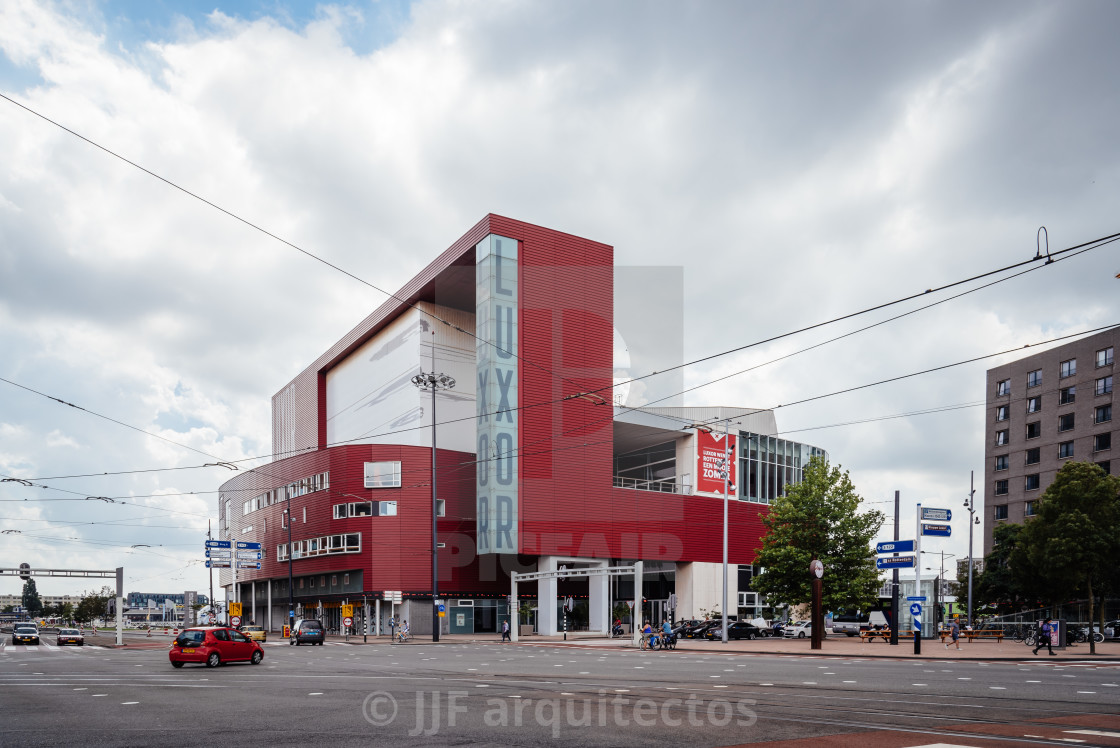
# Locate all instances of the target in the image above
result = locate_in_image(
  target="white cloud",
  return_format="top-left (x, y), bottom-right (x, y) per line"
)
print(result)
top-left (1, 0), bottom-right (1118, 595)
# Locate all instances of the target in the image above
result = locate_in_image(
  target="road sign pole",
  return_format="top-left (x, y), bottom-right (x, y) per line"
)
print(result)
top-left (915, 502), bottom-right (921, 655)
top-left (891, 490), bottom-right (899, 646)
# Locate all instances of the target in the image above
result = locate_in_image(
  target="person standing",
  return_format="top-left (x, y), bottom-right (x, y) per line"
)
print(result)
top-left (1033, 618), bottom-right (1056, 656)
top-left (501, 619), bottom-right (510, 643)
top-left (945, 618), bottom-right (961, 650)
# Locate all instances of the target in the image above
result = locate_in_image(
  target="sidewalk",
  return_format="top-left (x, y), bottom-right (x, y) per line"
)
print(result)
top-left (320, 631), bottom-right (1120, 661)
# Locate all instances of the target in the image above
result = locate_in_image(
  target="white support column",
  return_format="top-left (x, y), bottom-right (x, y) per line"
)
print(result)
top-left (510, 576), bottom-right (519, 643)
top-left (375, 598), bottom-right (381, 636)
top-left (631, 561), bottom-right (643, 647)
top-left (251, 580), bottom-right (256, 624)
top-left (588, 559), bottom-right (609, 634)
top-left (267, 581), bottom-right (272, 632)
top-left (538, 557), bottom-right (558, 636)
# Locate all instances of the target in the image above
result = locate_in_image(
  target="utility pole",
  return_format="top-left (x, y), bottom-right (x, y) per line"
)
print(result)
top-left (208, 520), bottom-right (214, 622)
top-left (721, 417), bottom-right (730, 644)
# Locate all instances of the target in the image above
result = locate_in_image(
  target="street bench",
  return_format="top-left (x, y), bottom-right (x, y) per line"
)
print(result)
top-left (938, 629), bottom-right (1004, 643)
top-left (859, 629), bottom-right (891, 642)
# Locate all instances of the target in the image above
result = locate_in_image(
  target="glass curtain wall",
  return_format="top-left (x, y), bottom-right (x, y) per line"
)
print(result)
top-left (740, 433), bottom-right (827, 504)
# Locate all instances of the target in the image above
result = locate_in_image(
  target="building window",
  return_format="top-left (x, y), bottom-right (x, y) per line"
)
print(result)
top-left (1097, 375), bottom-right (1113, 396)
top-left (303, 507), bottom-right (306, 523)
top-left (343, 574), bottom-right (349, 585)
top-left (331, 575), bottom-right (337, 587)
top-left (994, 504), bottom-right (1009, 521)
top-left (377, 501), bottom-right (398, 516)
top-left (1058, 413), bottom-right (1075, 432)
top-left (1098, 347), bottom-right (1114, 368)
top-left (309, 577), bottom-right (315, 589)
top-left (1097, 460), bottom-right (1111, 475)
top-left (436, 499), bottom-right (446, 517)
top-left (277, 544), bottom-right (288, 562)
top-left (996, 379), bottom-right (1010, 396)
top-left (1027, 369), bottom-right (1042, 388)
top-left (1026, 421), bottom-right (1041, 439)
top-left (1094, 432), bottom-right (1112, 452)
top-left (1025, 500), bottom-right (1038, 517)
top-left (364, 461), bottom-right (402, 488)
top-left (1059, 386), bottom-right (1076, 405)
top-left (1025, 474), bottom-right (1040, 491)
top-left (1026, 396), bottom-right (1041, 414)
top-left (241, 525), bottom-right (253, 534)
top-left (995, 406), bottom-right (1009, 422)
top-left (1096, 404), bottom-right (1112, 424)
top-left (1058, 441), bottom-right (1074, 459)
top-left (1025, 447), bottom-right (1040, 465)
top-left (995, 430), bottom-right (1009, 446)
top-left (299, 578), bottom-right (304, 589)
top-left (334, 501), bottom-right (373, 519)
top-left (994, 455), bottom-right (1008, 471)
top-left (1060, 359), bottom-right (1076, 378)
top-left (281, 512), bottom-right (288, 530)
top-left (995, 479), bottom-right (1009, 496)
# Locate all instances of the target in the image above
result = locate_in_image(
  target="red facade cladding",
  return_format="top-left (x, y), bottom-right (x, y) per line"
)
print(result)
top-left (220, 445), bottom-right (517, 596)
top-left (495, 217), bottom-right (615, 557)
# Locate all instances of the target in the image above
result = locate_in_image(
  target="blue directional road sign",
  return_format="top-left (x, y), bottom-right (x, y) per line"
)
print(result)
top-left (205, 560), bottom-right (232, 568)
top-left (910, 603), bottom-right (922, 616)
top-left (236, 551), bottom-right (262, 560)
top-left (236, 541), bottom-right (262, 550)
top-left (921, 523), bottom-right (952, 537)
top-left (875, 540), bottom-right (915, 554)
top-left (205, 540), bottom-right (231, 549)
top-left (438, 604), bottom-right (445, 613)
top-left (205, 549), bottom-right (232, 558)
top-left (906, 596), bottom-right (927, 602)
top-left (876, 555), bottom-right (916, 569)
top-left (921, 507), bottom-right (951, 522)
top-left (910, 602), bottom-right (922, 633)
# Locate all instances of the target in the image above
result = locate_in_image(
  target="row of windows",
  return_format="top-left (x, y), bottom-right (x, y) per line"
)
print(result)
top-left (994, 411), bottom-right (1112, 445)
top-left (243, 472), bottom-right (330, 516)
top-left (277, 533), bottom-right (362, 561)
top-left (996, 365), bottom-right (1113, 397)
top-left (332, 499), bottom-right (443, 519)
top-left (994, 460), bottom-right (1111, 497)
top-left (993, 389), bottom-right (1108, 420)
top-left (994, 432), bottom-right (1112, 463)
top-left (295, 573), bottom-right (350, 591)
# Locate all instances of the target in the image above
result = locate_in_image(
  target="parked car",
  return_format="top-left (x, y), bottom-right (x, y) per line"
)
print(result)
top-left (289, 618), bottom-right (325, 646)
top-left (681, 621), bottom-right (720, 639)
top-left (168, 627), bottom-right (264, 668)
top-left (704, 621), bottom-right (763, 640)
top-left (12, 625), bottom-right (39, 645)
top-left (830, 614), bottom-right (868, 636)
top-left (241, 625), bottom-right (267, 643)
top-left (783, 620), bottom-right (817, 638)
top-left (56, 628), bottom-right (84, 646)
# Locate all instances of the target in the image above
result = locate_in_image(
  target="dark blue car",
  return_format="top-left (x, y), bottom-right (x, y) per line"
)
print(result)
top-left (290, 619), bottom-right (324, 646)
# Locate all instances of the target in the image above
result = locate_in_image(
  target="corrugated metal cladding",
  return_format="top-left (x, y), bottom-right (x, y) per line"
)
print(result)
top-left (219, 444), bottom-right (516, 595)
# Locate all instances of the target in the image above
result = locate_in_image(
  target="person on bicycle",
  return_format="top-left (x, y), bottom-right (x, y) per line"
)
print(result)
top-left (642, 620), bottom-right (657, 649)
top-left (661, 619), bottom-right (674, 648)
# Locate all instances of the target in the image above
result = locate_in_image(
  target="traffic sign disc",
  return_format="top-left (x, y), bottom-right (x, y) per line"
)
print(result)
top-left (343, 616), bottom-right (353, 628)
top-left (230, 615), bottom-right (242, 627)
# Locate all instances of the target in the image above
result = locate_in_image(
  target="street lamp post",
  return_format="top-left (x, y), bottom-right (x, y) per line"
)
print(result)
top-left (963, 470), bottom-right (979, 628)
top-left (412, 330), bottom-right (456, 643)
top-left (285, 497), bottom-right (293, 631)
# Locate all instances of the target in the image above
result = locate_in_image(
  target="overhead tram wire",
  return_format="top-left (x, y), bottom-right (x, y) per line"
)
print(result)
top-left (3, 92), bottom-right (1117, 460)
top-left (9, 231), bottom-right (1114, 488)
top-left (0, 92), bottom-right (583, 395)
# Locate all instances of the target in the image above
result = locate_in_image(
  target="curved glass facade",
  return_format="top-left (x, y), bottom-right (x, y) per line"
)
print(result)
top-left (740, 432), bottom-right (827, 504)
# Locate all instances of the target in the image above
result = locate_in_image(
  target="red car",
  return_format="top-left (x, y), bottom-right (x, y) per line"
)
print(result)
top-left (169, 626), bottom-right (264, 668)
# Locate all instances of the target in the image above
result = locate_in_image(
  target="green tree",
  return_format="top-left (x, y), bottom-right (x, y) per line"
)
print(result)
top-left (974, 523), bottom-right (1040, 613)
top-left (751, 456), bottom-right (884, 612)
top-left (75, 589), bottom-right (110, 626)
top-left (1015, 461), bottom-right (1120, 654)
top-left (22, 578), bottom-right (43, 617)
top-left (1, 604), bottom-right (14, 613)
top-left (57, 602), bottom-right (74, 623)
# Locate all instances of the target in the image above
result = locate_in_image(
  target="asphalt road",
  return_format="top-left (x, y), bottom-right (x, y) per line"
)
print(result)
top-left (2, 637), bottom-right (1118, 747)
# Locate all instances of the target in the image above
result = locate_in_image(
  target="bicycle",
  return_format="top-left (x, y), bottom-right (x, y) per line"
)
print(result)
top-left (639, 633), bottom-right (659, 650)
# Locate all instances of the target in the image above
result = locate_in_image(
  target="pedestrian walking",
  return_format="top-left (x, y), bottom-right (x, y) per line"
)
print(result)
top-left (501, 619), bottom-right (511, 642)
top-left (945, 618), bottom-right (960, 650)
top-left (1033, 618), bottom-right (1056, 656)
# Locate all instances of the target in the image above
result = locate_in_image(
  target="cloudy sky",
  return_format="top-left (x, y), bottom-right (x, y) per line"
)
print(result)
top-left (1, 0), bottom-right (1118, 601)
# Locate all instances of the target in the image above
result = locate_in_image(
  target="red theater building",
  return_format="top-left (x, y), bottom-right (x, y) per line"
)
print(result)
top-left (218, 215), bottom-right (826, 635)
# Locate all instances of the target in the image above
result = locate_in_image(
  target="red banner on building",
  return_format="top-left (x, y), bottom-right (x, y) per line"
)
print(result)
top-left (696, 429), bottom-right (736, 494)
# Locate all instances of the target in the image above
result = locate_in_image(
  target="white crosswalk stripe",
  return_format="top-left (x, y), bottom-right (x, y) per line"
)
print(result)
top-left (1, 643), bottom-right (105, 654)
